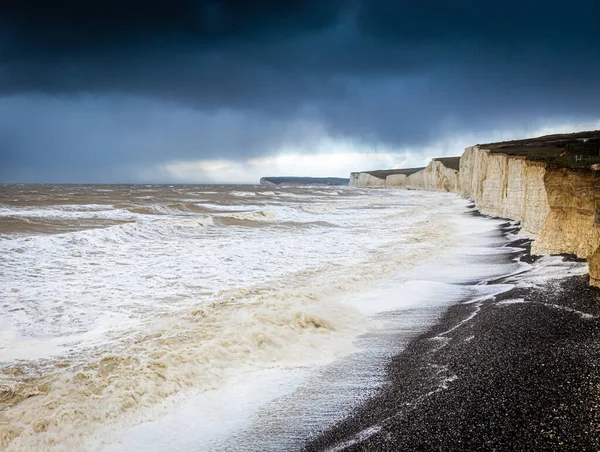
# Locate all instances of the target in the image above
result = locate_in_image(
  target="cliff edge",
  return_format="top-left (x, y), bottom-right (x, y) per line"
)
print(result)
top-left (458, 132), bottom-right (600, 287)
top-left (349, 167), bottom-right (425, 188)
top-left (350, 130), bottom-right (600, 288)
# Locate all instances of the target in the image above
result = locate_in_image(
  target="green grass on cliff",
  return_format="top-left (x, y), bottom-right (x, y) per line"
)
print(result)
top-left (481, 130), bottom-right (600, 169)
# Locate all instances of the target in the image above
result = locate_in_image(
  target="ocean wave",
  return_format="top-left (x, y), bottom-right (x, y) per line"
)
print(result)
top-left (171, 216), bottom-right (215, 228)
top-left (0, 205), bottom-right (134, 221)
top-left (277, 192), bottom-right (320, 199)
top-left (194, 203), bottom-right (258, 212)
top-left (0, 268), bottom-right (370, 451)
top-left (55, 204), bottom-right (115, 212)
top-left (0, 216), bottom-right (136, 236)
top-left (0, 188), bottom-right (477, 451)
top-left (220, 211), bottom-right (276, 222)
top-left (126, 202), bottom-right (211, 216)
top-left (1, 208), bottom-right (466, 449)
top-left (302, 204), bottom-right (339, 214)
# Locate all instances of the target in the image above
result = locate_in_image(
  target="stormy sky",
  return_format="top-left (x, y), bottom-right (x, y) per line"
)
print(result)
top-left (1, 1), bottom-right (599, 183)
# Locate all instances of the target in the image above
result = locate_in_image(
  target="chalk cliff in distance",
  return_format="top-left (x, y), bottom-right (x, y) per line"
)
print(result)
top-left (349, 159), bottom-right (458, 190)
top-left (350, 130), bottom-right (600, 288)
top-left (348, 168), bottom-right (425, 188)
top-left (405, 157), bottom-right (460, 192)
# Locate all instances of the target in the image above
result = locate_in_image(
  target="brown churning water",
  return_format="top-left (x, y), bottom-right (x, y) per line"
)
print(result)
top-left (0, 184), bottom-right (473, 451)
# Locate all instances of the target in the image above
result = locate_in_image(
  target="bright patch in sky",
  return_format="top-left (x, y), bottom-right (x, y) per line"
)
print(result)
top-left (157, 135), bottom-right (425, 183)
top-left (161, 152), bottom-right (416, 183)
top-left (153, 120), bottom-right (600, 184)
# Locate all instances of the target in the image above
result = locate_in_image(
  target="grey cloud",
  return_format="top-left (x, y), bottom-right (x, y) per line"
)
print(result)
top-left (0, 1), bottom-right (599, 181)
top-left (0, 95), bottom-right (326, 182)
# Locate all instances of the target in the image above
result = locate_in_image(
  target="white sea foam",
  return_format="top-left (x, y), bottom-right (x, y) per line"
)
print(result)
top-left (99, 369), bottom-right (310, 452)
top-left (511, 255), bottom-right (588, 288)
top-left (194, 203), bottom-right (261, 211)
top-left (97, 191), bottom-right (524, 452)
top-left (533, 302), bottom-right (595, 319)
top-left (0, 186), bottom-right (510, 451)
top-left (171, 216), bottom-right (215, 227)
top-left (220, 210), bottom-right (277, 222)
top-left (348, 280), bottom-right (465, 316)
top-left (496, 298), bottom-right (527, 305)
top-left (0, 205), bottom-right (136, 220)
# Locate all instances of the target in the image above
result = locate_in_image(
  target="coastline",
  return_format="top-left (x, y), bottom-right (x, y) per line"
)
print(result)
top-left (349, 131), bottom-right (600, 290)
top-left (4, 188), bottom-right (512, 451)
top-left (5, 187), bottom-right (599, 451)
top-left (102, 195), bottom-right (512, 452)
top-left (306, 213), bottom-right (600, 451)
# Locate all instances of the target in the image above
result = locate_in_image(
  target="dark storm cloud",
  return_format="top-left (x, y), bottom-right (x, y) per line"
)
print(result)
top-left (0, 0), bottom-right (344, 56)
top-left (359, 1), bottom-right (600, 45)
top-left (0, 94), bottom-right (325, 182)
top-left (0, 1), bottom-right (599, 181)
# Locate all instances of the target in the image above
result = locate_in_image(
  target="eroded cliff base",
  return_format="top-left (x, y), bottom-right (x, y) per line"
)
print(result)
top-left (306, 231), bottom-right (600, 451)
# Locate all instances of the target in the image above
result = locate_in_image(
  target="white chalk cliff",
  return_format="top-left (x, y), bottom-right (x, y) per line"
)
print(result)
top-left (349, 172), bottom-right (387, 188)
top-left (385, 173), bottom-right (407, 188)
top-left (350, 137), bottom-right (600, 287)
top-left (405, 159), bottom-right (460, 192)
top-left (349, 168), bottom-right (426, 188)
top-left (458, 146), bottom-right (549, 237)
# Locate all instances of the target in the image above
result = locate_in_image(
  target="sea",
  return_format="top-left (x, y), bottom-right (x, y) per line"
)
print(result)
top-left (0, 184), bottom-right (527, 451)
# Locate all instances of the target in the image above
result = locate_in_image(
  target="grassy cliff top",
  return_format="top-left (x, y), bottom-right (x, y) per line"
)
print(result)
top-left (359, 167), bottom-right (425, 179)
top-left (433, 157), bottom-right (461, 171)
top-left (479, 130), bottom-right (600, 169)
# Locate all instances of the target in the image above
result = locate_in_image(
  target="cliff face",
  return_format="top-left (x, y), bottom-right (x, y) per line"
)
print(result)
top-left (349, 172), bottom-right (386, 187)
top-left (385, 173), bottom-right (407, 188)
top-left (459, 146), bottom-right (549, 237)
top-left (533, 168), bottom-right (600, 258)
top-left (404, 159), bottom-right (459, 192)
top-left (458, 145), bottom-right (600, 286)
top-left (349, 168), bottom-right (425, 188)
top-left (349, 132), bottom-right (600, 287)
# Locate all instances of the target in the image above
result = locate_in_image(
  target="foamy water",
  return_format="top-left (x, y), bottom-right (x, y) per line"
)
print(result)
top-left (0, 184), bottom-right (516, 451)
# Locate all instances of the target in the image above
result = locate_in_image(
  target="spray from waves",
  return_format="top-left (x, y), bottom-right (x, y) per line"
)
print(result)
top-left (0, 210), bottom-right (460, 451)
top-left (0, 271), bottom-right (363, 450)
top-left (1, 294), bottom-right (363, 451)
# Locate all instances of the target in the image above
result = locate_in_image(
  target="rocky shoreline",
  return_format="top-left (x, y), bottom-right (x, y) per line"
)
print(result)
top-left (305, 218), bottom-right (600, 451)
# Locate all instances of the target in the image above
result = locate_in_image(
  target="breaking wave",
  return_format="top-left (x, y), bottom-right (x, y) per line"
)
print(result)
top-left (0, 185), bottom-right (470, 451)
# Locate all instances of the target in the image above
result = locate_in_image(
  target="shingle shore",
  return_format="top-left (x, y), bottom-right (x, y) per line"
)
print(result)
top-left (306, 221), bottom-right (600, 451)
